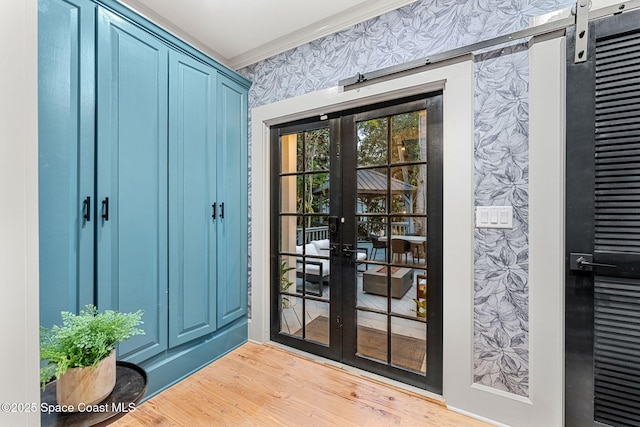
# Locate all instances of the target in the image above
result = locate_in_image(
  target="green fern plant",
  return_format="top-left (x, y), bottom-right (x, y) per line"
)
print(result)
top-left (40, 305), bottom-right (144, 389)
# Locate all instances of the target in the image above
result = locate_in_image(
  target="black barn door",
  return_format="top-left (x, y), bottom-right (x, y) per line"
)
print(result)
top-left (566, 9), bottom-right (640, 427)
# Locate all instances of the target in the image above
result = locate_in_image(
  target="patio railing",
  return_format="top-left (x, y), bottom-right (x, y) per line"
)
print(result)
top-left (297, 226), bottom-right (330, 244)
top-left (296, 222), bottom-right (410, 244)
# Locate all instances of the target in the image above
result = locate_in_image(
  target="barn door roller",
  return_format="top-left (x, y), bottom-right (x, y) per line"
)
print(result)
top-left (574, 0), bottom-right (590, 63)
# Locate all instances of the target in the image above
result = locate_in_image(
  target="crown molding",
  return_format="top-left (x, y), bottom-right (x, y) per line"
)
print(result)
top-left (115, 0), bottom-right (231, 67)
top-left (116, 0), bottom-right (417, 71)
top-left (229, 0), bottom-right (418, 70)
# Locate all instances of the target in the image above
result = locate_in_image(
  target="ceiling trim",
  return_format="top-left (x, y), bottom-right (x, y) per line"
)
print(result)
top-left (229, 0), bottom-right (418, 70)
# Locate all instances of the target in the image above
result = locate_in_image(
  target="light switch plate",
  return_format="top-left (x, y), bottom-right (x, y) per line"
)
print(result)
top-left (476, 206), bottom-right (513, 229)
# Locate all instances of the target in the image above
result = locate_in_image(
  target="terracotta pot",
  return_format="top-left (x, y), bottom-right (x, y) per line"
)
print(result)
top-left (56, 349), bottom-right (116, 410)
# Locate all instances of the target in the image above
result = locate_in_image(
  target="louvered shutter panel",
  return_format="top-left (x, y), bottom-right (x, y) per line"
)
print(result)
top-left (594, 29), bottom-right (640, 427)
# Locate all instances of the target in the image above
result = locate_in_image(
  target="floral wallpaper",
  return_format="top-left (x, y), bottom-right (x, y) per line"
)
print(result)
top-left (239, 0), bottom-right (574, 397)
top-left (473, 44), bottom-right (531, 395)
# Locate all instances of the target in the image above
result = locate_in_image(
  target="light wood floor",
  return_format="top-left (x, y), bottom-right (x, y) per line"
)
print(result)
top-left (113, 343), bottom-right (491, 427)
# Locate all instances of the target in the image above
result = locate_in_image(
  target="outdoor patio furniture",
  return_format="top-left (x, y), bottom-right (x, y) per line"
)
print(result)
top-left (391, 238), bottom-right (411, 264)
top-left (295, 239), bottom-right (367, 294)
top-left (370, 233), bottom-right (387, 261)
top-left (362, 265), bottom-right (412, 298)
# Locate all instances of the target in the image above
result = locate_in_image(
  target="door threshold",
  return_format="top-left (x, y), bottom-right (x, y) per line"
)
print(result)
top-left (264, 340), bottom-right (445, 404)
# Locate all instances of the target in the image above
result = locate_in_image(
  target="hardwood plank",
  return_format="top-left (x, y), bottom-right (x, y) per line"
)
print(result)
top-left (113, 343), bottom-right (490, 427)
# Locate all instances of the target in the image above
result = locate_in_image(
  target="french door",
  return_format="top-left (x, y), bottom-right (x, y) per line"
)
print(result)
top-left (566, 8), bottom-right (640, 427)
top-left (270, 93), bottom-right (443, 392)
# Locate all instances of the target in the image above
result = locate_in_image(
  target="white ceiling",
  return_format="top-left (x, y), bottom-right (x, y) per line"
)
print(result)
top-left (117, 0), bottom-right (417, 70)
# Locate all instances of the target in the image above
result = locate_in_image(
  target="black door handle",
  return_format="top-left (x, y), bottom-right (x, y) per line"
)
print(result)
top-left (576, 257), bottom-right (617, 269)
top-left (342, 244), bottom-right (358, 258)
top-left (212, 202), bottom-right (217, 220)
top-left (570, 253), bottom-right (617, 271)
top-left (83, 196), bottom-right (91, 222)
top-left (101, 197), bottom-right (109, 221)
top-left (220, 202), bottom-right (224, 219)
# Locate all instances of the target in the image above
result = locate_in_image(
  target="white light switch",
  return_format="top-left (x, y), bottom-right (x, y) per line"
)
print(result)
top-left (476, 206), bottom-right (513, 229)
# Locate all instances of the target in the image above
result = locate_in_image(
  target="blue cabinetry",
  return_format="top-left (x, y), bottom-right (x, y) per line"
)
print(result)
top-left (217, 75), bottom-right (248, 328)
top-left (38, 0), bottom-right (95, 329)
top-left (96, 8), bottom-right (170, 363)
top-left (38, 0), bottom-right (250, 398)
top-left (168, 51), bottom-right (218, 347)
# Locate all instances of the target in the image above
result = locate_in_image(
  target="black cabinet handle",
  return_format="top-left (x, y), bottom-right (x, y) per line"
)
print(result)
top-left (83, 196), bottom-right (91, 222)
top-left (220, 202), bottom-right (224, 219)
top-left (101, 197), bottom-right (109, 221)
top-left (212, 202), bottom-right (217, 220)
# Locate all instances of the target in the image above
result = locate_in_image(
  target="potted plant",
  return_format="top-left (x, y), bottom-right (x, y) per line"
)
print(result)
top-left (40, 305), bottom-right (144, 410)
top-left (281, 259), bottom-right (295, 309)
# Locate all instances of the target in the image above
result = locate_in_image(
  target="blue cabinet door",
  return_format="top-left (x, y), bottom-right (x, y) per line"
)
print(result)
top-left (38, 0), bottom-right (95, 328)
top-left (168, 51), bottom-right (218, 347)
top-left (216, 74), bottom-right (248, 328)
top-left (96, 8), bottom-right (169, 363)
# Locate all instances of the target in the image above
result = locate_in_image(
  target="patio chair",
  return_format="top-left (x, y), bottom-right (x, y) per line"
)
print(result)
top-left (370, 233), bottom-right (387, 261)
top-left (410, 239), bottom-right (426, 264)
top-left (391, 238), bottom-right (411, 264)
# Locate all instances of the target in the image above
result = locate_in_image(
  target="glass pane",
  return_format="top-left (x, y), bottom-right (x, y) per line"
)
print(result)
top-left (390, 236), bottom-right (412, 265)
top-left (300, 215), bottom-right (329, 244)
top-left (280, 215), bottom-right (302, 251)
top-left (296, 268), bottom-right (324, 297)
top-left (390, 110), bottom-right (427, 164)
top-left (279, 254), bottom-right (297, 295)
top-left (359, 264), bottom-right (389, 309)
top-left (304, 302), bottom-right (329, 345)
top-left (304, 128), bottom-right (330, 172)
top-left (297, 216), bottom-right (329, 297)
top-left (356, 168), bottom-right (387, 214)
top-left (415, 163), bottom-right (427, 212)
top-left (408, 224), bottom-right (426, 266)
top-left (391, 266), bottom-right (425, 315)
top-left (363, 264), bottom-right (413, 300)
top-left (362, 216), bottom-right (387, 264)
top-left (302, 173), bottom-right (329, 214)
top-left (357, 311), bottom-right (388, 363)
top-left (357, 118), bottom-right (388, 167)
top-left (391, 317), bottom-right (426, 374)
top-left (280, 133), bottom-right (303, 173)
top-left (390, 166), bottom-right (418, 215)
top-left (280, 175), bottom-right (302, 214)
top-left (280, 296), bottom-right (302, 336)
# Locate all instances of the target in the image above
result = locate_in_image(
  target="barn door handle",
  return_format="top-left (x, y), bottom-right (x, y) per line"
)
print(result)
top-left (212, 202), bottom-right (217, 220)
top-left (101, 197), bottom-right (109, 221)
top-left (83, 196), bottom-right (91, 221)
top-left (570, 253), bottom-right (617, 272)
top-left (220, 202), bottom-right (224, 219)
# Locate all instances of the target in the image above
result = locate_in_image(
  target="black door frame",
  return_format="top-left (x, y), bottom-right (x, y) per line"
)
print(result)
top-left (270, 93), bottom-right (443, 392)
top-left (269, 118), bottom-right (342, 361)
top-left (565, 10), bottom-right (640, 427)
top-left (339, 94), bottom-right (443, 392)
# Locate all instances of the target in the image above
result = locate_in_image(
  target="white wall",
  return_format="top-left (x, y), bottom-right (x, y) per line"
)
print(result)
top-left (0, 0), bottom-right (41, 426)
